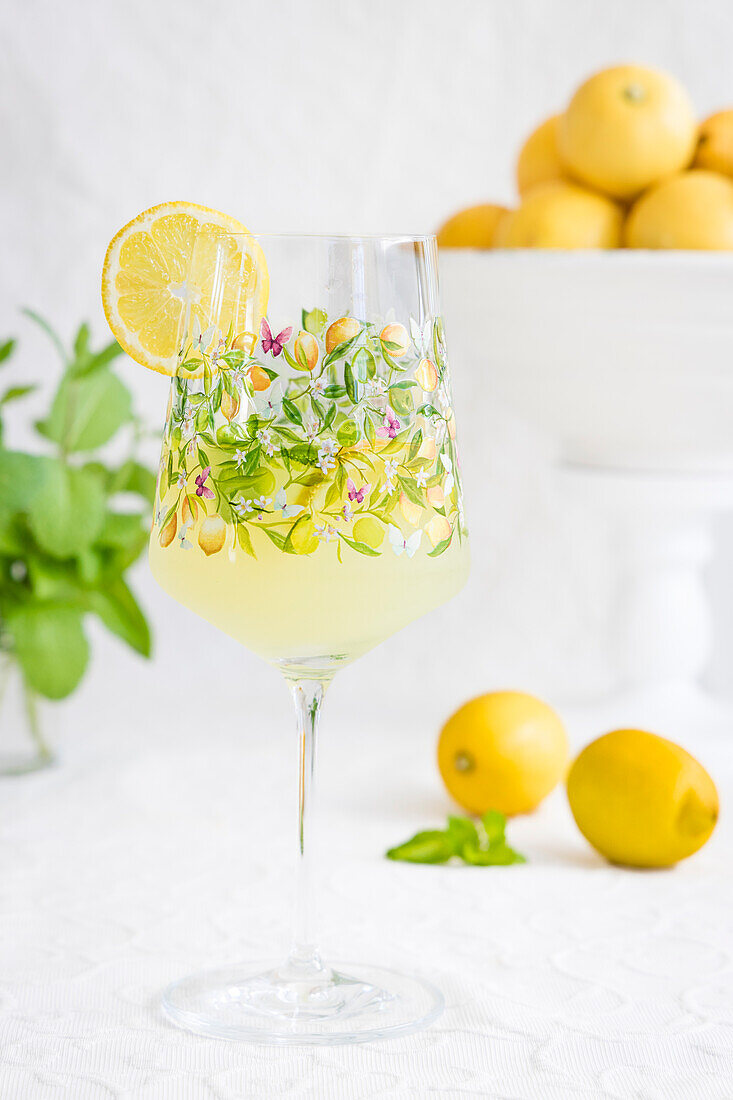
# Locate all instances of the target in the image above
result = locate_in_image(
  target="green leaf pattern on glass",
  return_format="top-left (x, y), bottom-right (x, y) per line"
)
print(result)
top-left (155, 310), bottom-right (467, 561)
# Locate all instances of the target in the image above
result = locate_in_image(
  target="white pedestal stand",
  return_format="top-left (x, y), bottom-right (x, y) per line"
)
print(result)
top-left (560, 465), bottom-right (733, 736)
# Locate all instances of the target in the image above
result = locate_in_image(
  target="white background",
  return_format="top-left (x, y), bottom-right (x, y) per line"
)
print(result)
top-left (2, 0), bottom-right (733, 734)
top-left (2, 4), bottom-right (733, 1097)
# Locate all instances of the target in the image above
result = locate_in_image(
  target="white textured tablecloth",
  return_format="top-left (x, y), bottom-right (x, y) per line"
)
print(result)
top-left (2, 671), bottom-right (732, 1100)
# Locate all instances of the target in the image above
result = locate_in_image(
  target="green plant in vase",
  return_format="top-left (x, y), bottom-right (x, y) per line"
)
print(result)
top-left (0, 313), bottom-right (154, 773)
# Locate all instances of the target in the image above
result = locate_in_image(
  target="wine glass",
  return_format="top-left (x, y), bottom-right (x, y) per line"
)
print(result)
top-left (149, 233), bottom-right (470, 1043)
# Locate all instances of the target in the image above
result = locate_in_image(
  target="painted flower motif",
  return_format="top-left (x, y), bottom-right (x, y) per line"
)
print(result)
top-left (377, 407), bottom-right (401, 439)
top-left (434, 419), bottom-right (448, 447)
top-left (311, 377), bottom-right (325, 397)
top-left (155, 506), bottom-right (166, 527)
top-left (273, 488), bottom-right (303, 519)
top-left (256, 428), bottom-right (277, 457)
top-left (317, 438), bottom-right (338, 475)
top-left (176, 469), bottom-right (187, 488)
top-left (178, 520), bottom-right (193, 550)
top-left (234, 496), bottom-right (254, 515)
top-left (366, 378), bottom-right (387, 399)
top-left (209, 338), bottom-right (226, 367)
top-left (235, 449), bottom-right (248, 469)
top-left (342, 502), bottom-right (354, 523)
top-left (181, 414), bottom-right (196, 440)
top-left (195, 467), bottom-right (215, 499)
top-left (315, 522), bottom-right (336, 543)
top-left (252, 495), bottom-right (271, 518)
top-left (186, 435), bottom-right (199, 459)
top-left (261, 319), bottom-right (293, 357)
top-left (415, 469), bottom-right (428, 489)
top-left (382, 458), bottom-right (399, 495)
top-left (304, 417), bottom-right (319, 441)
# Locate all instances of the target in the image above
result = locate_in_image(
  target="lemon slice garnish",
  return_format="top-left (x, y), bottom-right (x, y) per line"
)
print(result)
top-left (101, 200), bottom-right (269, 375)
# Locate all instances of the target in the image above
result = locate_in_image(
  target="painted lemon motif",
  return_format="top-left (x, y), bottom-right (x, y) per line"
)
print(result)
top-left (425, 514), bottom-right (451, 548)
top-left (288, 514), bottom-right (319, 555)
top-left (294, 330), bottom-right (319, 371)
top-left (438, 691), bottom-right (568, 816)
top-left (198, 514), bottom-right (227, 556)
top-left (379, 323), bottom-right (410, 358)
top-left (399, 492), bottom-right (422, 526)
top-left (249, 364), bottom-right (271, 391)
top-left (325, 317), bottom-right (360, 354)
top-left (181, 496), bottom-right (198, 525)
top-left (159, 512), bottom-right (177, 548)
top-left (516, 114), bottom-right (565, 196)
top-left (415, 358), bottom-right (439, 392)
top-left (353, 516), bottom-right (384, 549)
top-left (567, 729), bottom-right (718, 867)
top-left (220, 390), bottom-right (240, 422)
top-left (559, 64), bottom-right (697, 200)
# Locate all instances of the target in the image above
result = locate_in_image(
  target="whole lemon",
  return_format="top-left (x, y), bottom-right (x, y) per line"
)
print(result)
top-left (437, 203), bottom-right (509, 248)
top-left (567, 729), bottom-right (718, 867)
top-left (499, 181), bottom-right (623, 249)
top-left (516, 114), bottom-right (565, 196)
top-left (438, 691), bottom-right (569, 816)
top-left (694, 109), bottom-right (733, 176)
top-left (559, 64), bottom-right (697, 200)
top-left (624, 169), bottom-right (733, 249)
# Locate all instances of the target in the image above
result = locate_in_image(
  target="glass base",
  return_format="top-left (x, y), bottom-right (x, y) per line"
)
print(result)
top-left (161, 960), bottom-right (443, 1044)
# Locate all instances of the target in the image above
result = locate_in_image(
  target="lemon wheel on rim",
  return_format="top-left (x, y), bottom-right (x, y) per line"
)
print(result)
top-left (101, 201), bottom-right (269, 376)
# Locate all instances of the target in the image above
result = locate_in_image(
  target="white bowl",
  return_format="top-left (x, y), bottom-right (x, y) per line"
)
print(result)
top-left (440, 251), bottom-right (733, 471)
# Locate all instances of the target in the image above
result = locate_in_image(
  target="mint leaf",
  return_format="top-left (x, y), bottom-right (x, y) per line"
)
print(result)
top-left (386, 830), bottom-right (456, 864)
top-left (0, 338), bottom-right (16, 364)
top-left (0, 384), bottom-right (36, 405)
top-left (28, 462), bottom-right (105, 558)
top-left (462, 841), bottom-right (526, 866)
top-left (482, 810), bottom-right (507, 846)
top-left (0, 451), bottom-right (53, 512)
top-left (37, 368), bottom-right (132, 452)
top-left (108, 459), bottom-right (156, 503)
top-left (7, 602), bottom-right (89, 699)
top-left (386, 810), bottom-right (527, 867)
top-left (447, 815), bottom-right (479, 848)
top-left (95, 511), bottom-right (146, 549)
top-left (88, 579), bottom-right (151, 657)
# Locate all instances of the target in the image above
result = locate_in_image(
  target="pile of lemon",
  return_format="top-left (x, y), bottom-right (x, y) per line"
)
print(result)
top-left (438, 691), bottom-right (719, 868)
top-left (438, 64), bottom-right (733, 250)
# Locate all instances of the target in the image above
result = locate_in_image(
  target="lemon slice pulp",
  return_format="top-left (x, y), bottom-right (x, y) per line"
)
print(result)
top-left (102, 201), bottom-right (269, 375)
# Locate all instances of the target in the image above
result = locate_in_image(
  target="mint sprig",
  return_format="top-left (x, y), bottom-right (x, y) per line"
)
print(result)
top-left (386, 810), bottom-right (527, 866)
top-left (0, 315), bottom-right (154, 700)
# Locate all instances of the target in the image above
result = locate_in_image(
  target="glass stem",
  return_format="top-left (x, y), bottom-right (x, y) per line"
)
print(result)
top-left (284, 675), bottom-right (331, 979)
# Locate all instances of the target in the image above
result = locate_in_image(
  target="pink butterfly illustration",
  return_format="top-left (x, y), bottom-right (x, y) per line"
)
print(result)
top-left (195, 466), bottom-right (215, 499)
top-left (377, 407), bottom-right (401, 439)
top-left (347, 478), bottom-right (370, 504)
top-left (261, 319), bottom-right (293, 357)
